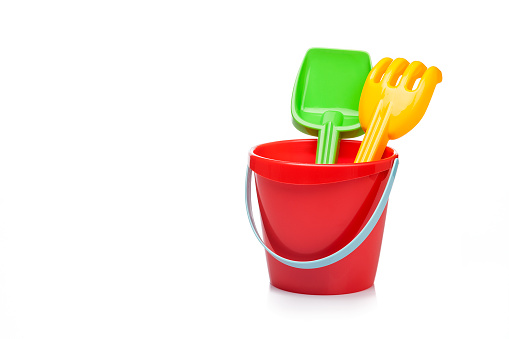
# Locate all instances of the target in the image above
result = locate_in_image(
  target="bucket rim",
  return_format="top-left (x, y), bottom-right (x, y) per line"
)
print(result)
top-left (249, 139), bottom-right (398, 184)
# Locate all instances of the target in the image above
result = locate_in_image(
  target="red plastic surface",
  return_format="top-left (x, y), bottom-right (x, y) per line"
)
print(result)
top-left (250, 139), bottom-right (397, 184)
top-left (249, 139), bottom-right (398, 295)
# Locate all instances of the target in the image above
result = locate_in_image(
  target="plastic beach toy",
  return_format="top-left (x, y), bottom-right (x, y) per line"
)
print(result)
top-left (292, 48), bottom-right (371, 164)
top-left (355, 58), bottom-right (442, 163)
top-left (246, 139), bottom-right (399, 294)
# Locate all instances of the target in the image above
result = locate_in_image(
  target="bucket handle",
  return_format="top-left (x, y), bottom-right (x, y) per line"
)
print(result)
top-left (245, 158), bottom-right (399, 269)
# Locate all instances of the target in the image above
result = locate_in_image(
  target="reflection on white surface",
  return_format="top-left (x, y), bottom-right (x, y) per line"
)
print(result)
top-left (267, 284), bottom-right (377, 316)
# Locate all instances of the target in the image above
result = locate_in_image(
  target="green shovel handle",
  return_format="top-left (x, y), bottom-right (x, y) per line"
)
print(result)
top-left (317, 122), bottom-right (340, 164)
top-left (316, 110), bottom-right (343, 164)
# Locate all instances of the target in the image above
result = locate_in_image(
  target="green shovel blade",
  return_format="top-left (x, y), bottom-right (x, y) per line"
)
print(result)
top-left (291, 48), bottom-right (372, 164)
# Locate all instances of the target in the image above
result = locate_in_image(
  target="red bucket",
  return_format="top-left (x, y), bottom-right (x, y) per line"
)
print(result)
top-left (246, 139), bottom-right (399, 295)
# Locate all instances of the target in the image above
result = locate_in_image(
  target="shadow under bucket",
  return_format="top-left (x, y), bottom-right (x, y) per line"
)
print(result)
top-left (246, 139), bottom-right (399, 295)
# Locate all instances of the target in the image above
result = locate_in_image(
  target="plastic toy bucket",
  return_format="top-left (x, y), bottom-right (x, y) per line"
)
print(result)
top-left (246, 139), bottom-right (399, 295)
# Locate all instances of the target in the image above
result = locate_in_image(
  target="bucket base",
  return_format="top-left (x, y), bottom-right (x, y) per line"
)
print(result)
top-left (269, 282), bottom-right (374, 296)
top-left (265, 209), bottom-right (387, 295)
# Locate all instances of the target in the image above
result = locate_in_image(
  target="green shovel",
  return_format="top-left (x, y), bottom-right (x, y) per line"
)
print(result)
top-left (291, 48), bottom-right (372, 164)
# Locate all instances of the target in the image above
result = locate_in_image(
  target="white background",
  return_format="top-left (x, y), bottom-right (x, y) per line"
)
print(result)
top-left (1, 1), bottom-right (508, 338)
